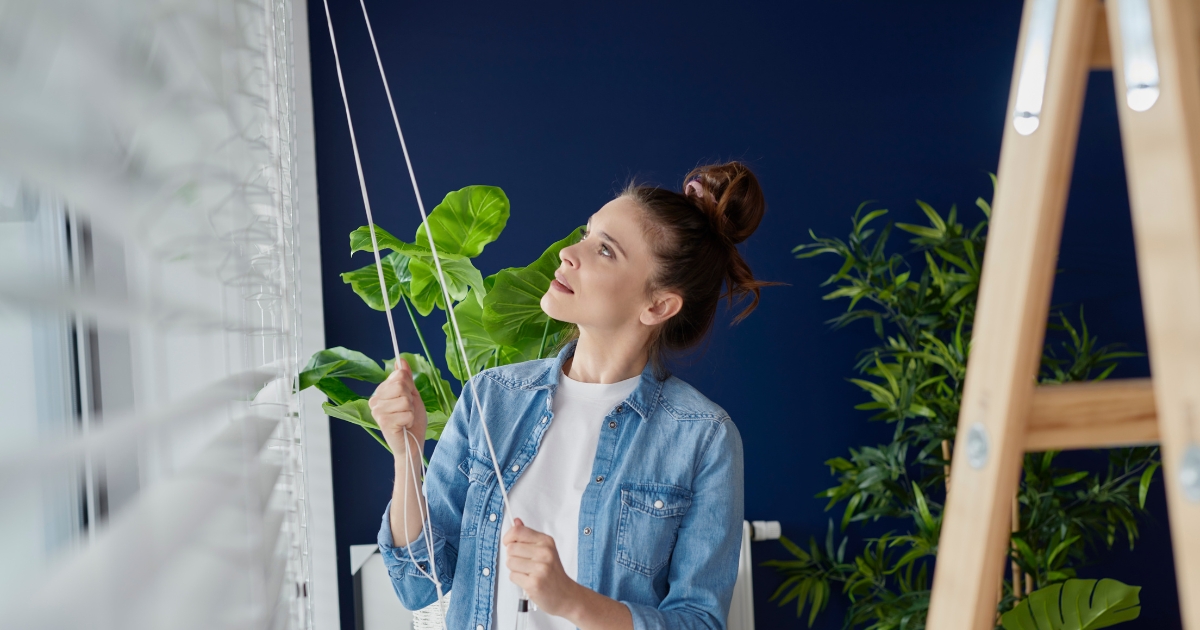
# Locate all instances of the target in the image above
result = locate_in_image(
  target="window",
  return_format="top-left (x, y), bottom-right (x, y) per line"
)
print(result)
top-left (0, 1), bottom-right (330, 628)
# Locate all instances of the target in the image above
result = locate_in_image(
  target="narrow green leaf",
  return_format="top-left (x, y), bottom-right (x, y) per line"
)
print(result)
top-left (1052, 471), bottom-right (1090, 487)
top-left (1138, 461), bottom-right (1160, 508)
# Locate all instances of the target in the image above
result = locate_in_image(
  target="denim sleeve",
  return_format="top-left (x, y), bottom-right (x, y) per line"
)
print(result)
top-left (621, 418), bottom-right (745, 630)
top-left (376, 377), bottom-right (477, 610)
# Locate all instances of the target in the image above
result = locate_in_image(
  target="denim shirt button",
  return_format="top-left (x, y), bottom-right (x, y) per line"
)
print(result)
top-left (511, 464), bottom-right (520, 472)
top-left (541, 416), bottom-right (547, 424)
top-left (654, 500), bottom-right (664, 509)
top-left (477, 625), bottom-right (484, 630)
top-left (583, 527), bottom-right (592, 535)
top-left (595, 475), bottom-right (604, 483)
top-left (482, 567), bottom-right (491, 577)
top-left (489, 513), bottom-right (497, 522)
top-left (614, 404), bottom-right (624, 413)
top-left (608, 421), bottom-right (617, 429)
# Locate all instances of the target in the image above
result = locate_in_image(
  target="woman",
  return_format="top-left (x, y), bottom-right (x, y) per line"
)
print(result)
top-left (371, 161), bottom-right (770, 629)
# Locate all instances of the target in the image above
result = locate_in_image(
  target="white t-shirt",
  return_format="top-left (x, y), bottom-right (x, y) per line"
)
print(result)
top-left (494, 370), bottom-right (640, 630)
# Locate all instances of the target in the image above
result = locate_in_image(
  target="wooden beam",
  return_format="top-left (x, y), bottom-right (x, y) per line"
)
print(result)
top-left (926, 2), bottom-right (1100, 629)
top-left (1025, 379), bottom-right (1159, 451)
top-left (1107, 0), bottom-right (1200, 625)
top-left (1091, 0), bottom-right (1113, 70)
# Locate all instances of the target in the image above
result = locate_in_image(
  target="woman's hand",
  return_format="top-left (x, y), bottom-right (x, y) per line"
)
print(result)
top-left (502, 518), bottom-right (585, 619)
top-left (369, 358), bottom-right (428, 455)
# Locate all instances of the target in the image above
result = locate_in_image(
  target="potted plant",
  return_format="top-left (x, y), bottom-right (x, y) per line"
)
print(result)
top-left (773, 183), bottom-right (1157, 629)
top-left (298, 184), bottom-right (581, 448)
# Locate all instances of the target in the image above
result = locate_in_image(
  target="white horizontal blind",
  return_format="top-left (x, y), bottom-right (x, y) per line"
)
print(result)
top-left (0, 0), bottom-right (313, 629)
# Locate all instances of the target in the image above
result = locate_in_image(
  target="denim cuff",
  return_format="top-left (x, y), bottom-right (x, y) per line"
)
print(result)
top-left (623, 599), bottom-right (665, 630)
top-left (377, 500), bottom-right (444, 580)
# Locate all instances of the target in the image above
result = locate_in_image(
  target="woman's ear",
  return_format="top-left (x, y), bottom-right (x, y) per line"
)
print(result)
top-left (641, 291), bottom-right (682, 327)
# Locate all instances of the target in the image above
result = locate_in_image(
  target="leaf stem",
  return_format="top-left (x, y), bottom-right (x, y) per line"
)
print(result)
top-left (444, 305), bottom-right (466, 388)
top-left (538, 316), bottom-right (551, 359)
top-left (364, 427), bottom-right (393, 454)
top-left (401, 294), bottom-right (452, 409)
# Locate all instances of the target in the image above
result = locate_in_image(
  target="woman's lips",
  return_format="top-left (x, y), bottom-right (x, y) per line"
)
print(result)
top-left (551, 272), bottom-right (574, 294)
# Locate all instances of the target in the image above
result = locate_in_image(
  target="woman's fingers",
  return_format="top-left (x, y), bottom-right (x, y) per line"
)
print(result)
top-left (505, 555), bottom-right (550, 577)
top-left (370, 397), bottom-right (413, 418)
top-left (505, 541), bottom-right (556, 563)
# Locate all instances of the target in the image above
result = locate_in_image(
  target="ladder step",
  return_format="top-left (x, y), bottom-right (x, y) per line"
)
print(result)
top-left (1025, 378), bottom-right (1159, 451)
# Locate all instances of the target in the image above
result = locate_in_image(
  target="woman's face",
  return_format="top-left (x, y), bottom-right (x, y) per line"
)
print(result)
top-left (541, 196), bottom-right (678, 337)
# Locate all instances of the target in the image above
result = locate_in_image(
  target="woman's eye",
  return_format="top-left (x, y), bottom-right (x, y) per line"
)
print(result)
top-left (599, 244), bottom-right (612, 258)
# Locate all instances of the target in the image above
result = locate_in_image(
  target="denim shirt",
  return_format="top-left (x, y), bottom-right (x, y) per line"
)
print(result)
top-left (377, 341), bottom-right (745, 630)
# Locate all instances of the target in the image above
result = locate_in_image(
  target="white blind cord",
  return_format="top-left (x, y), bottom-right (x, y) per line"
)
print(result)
top-left (323, 0), bottom-right (533, 624)
top-left (317, 1), bottom-right (448, 624)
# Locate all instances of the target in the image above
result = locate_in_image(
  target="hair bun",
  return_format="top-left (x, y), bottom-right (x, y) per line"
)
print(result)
top-left (682, 161), bottom-right (765, 245)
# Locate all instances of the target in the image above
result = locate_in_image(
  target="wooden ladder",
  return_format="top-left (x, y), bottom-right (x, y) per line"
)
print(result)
top-left (926, 0), bottom-right (1200, 628)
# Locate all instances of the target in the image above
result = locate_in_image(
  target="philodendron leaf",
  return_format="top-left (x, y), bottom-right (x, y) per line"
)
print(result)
top-left (425, 409), bottom-right (449, 442)
top-left (349, 224), bottom-right (408, 255)
top-left (384, 352), bottom-right (456, 418)
top-left (414, 185), bottom-right (510, 258)
top-left (321, 400), bottom-right (392, 452)
top-left (408, 256), bottom-right (485, 316)
top-left (299, 347), bottom-right (390, 389)
top-left (340, 252), bottom-right (412, 311)
top-left (1000, 578), bottom-right (1141, 630)
top-left (483, 226), bottom-right (582, 346)
top-left (314, 378), bottom-right (362, 406)
top-left (444, 294), bottom-right (504, 382)
top-left (348, 224), bottom-right (487, 315)
top-left (322, 399), bottom-right (378, 429)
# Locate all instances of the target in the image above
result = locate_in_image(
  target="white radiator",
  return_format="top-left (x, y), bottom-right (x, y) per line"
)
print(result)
top-left (351, 519), bottom-right (780, 629)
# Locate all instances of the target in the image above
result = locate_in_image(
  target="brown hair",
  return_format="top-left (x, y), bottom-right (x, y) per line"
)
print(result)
top-left (624, 161), bottom-right (775, 376)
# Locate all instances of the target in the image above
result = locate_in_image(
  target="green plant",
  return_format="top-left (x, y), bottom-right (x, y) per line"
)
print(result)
top-left (1000, 578), bottom-right (1141, 630)
top-left (769, 185), bottom-right (1159, 629)
top-left (298, 185), bottom-right (580, 449)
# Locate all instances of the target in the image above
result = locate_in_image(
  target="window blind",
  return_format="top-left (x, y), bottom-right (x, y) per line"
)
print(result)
top-left (0, 1), bottom-right (317, 629)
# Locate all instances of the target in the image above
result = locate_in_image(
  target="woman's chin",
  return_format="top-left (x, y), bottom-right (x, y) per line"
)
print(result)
top-left (540, 292), bottom-right (576, 325)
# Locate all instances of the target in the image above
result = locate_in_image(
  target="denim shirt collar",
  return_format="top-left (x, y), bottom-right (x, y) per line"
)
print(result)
top-left (526, 339), bottom-right (664, 420)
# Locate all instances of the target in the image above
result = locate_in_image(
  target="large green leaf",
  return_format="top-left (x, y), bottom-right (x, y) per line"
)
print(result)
top-left (299, 347), bottom-right (390, 389)
top-left (348, 225), bottom-right (485, 316)
top-left (340, 252), bottom-right (412, 311)
top-left (349, 224), bottom-right (408, 255)
top-left (313, 378), bottom-right (362, 406)
top-left (1000, 579), bottom-right (1141, 630)
top-left (483, 226), bottom-right (582, 346)
top-left (443, 294), bottom-right (568, 383)
top-left (321, 400), bottom-right (392, 451)
top-left (444, 294), bottom-right (504, 382)
top-left (408, 256), bottom-right (485, 316)
top-left (384, 352), bottom-right (457, 418)
top-left (322, 399), bottom-right (379, 429)
top-left (414, 185), bottom-right (509, 258)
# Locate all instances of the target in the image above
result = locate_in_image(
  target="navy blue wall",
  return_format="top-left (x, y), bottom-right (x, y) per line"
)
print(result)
top-left (305, 1), bottom-right (1179, 627)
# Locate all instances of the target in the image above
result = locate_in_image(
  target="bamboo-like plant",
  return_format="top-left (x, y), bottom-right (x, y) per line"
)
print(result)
top-left (774, 184), bottom-right (1159, 629)
top-left (298, 185), bottom-right (580, 449)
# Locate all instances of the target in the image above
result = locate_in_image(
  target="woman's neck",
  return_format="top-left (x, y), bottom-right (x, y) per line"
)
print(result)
top-left (564, 327), bottom-right (649, 384)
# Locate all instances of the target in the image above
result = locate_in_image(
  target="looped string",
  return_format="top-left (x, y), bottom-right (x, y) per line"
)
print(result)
top-left (322, 0), bottom-right (531, 623)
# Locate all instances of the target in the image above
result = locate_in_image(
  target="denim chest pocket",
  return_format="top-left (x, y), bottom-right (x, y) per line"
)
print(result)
top-left (457, 453), bottom-right (496, 538)
top-left (616, 483), bottom-right (693, 576)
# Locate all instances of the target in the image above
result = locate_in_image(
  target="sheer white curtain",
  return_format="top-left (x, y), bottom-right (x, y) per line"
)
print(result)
top-left (0, 1), bottom-right (323, 628)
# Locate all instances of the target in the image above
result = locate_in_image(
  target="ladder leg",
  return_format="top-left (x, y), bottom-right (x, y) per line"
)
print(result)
top-left (1107, 0), bottom-right (1200, 626)
top-left (926, 1), bottom-right (1098, 628)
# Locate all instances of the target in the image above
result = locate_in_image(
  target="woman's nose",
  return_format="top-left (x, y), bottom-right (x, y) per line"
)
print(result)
top-left (559, 242), bottom-right (579, 268)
